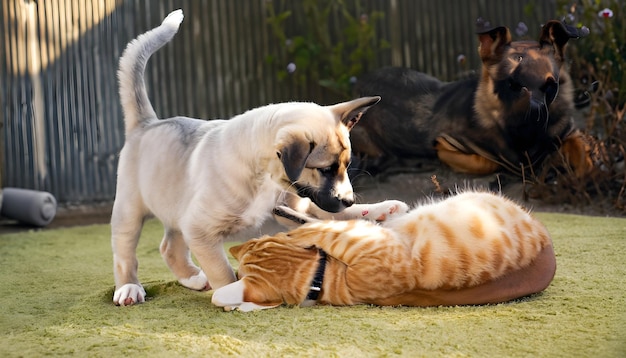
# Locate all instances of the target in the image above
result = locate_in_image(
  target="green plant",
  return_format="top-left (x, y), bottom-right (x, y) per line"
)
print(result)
top-left (265, 0), bottom-right (388, 99)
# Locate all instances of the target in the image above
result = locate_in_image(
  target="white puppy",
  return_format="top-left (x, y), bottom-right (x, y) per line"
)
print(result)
top-left (112, 10), bottom-right (408, 306)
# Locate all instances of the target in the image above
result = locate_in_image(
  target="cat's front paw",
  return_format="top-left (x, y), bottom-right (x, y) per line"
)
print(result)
top-left (273, 205), bottom-right (318, 228)
top-left (360, 200), bottom-right (409, 222)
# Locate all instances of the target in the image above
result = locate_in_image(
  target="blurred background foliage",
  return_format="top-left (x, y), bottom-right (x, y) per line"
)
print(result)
top-left (548, 0), bottom-right (625, 212)
top-left (558, 0), bottom-right (625, 131)
top-left (266, 0), bottom-right (388, 99)
top-left (265, 0), bottom-right (625, 212)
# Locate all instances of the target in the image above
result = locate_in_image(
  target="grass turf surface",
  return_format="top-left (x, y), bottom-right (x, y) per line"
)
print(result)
top-left (0, 213), bottom-right (624, 357)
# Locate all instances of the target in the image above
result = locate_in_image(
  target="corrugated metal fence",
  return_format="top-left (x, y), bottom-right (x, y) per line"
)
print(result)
top-left (1, 0), bottom-right (555, 205)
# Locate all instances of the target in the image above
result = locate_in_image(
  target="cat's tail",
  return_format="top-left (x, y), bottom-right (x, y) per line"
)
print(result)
top-left (117, 9), bottom-right (184, 136)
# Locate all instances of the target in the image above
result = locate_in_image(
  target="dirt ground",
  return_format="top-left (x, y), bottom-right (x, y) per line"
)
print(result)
top-left (351, 168), bottom-right (623, 217)
top-left (1, 167), bottom-right (621, 236)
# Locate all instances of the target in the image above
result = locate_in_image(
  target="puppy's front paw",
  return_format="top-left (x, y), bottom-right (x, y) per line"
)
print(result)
top-left (179, 270), bottom-right (210, 291)
top-left (113, 283), bottom-right (146, 306)
top-left (361, 200), bottom-right (409, 222)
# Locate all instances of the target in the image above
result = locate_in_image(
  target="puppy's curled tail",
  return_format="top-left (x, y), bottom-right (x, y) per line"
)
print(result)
top-left (117, 9), bottom-right (184, 135)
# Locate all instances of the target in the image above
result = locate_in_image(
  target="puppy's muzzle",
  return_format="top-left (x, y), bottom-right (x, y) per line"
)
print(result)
top-left (316, 193), bottom-right (354, 213)
top-left (295, 184), bottom-right (354, 213)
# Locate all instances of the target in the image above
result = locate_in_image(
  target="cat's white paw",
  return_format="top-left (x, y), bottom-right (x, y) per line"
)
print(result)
top-left (212, 280), bottom-right (244, 308)
top-left (273, 205), bottom-right (311, 226)
top-left (179, 270), bottom-right (210, 291)
top-left (212, 280), bottom-right (279, 312)
top-left (360, 200), bottom-right (409, 222)
top-left (113, 283), bottom-right (146, 306)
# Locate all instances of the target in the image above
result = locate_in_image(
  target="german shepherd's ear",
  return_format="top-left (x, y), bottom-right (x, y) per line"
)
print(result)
top-left (539, 20), bottom-right (573, 64)
top-left (276, 136), bottom-right (314, 182)
top-left (476, 24), bottom-right (511, 65)
top-left (328, 96), bottom-right (381, 131)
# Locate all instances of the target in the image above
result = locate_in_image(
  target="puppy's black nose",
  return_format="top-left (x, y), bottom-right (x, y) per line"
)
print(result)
top-left (341, 197), bottom-right (355, 208)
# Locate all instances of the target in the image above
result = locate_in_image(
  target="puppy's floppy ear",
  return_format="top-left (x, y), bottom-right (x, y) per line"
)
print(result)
top-left (328, 96), bottom-right (381, 131)
top-left (276, 135), bottom-right (314, 182)
top-left (476, 22), bottom-right (511, 65)
top-left (539, 20), bottom-right (576, 64)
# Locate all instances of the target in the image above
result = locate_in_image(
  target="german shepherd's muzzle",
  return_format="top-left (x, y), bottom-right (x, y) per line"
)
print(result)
top-left (351, 19), bottom-right (592, 177)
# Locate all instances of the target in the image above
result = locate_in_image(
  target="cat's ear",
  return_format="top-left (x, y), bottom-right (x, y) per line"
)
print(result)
top-left (229, 243), bottom-right (248, 260)
top-left (229, 238), bottom-right (265, 260)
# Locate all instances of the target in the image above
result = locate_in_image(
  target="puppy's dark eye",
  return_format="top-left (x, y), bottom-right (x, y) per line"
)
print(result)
top-left (318, 166), bottom-right (333, 175)
top-left (318, 163), bottom-right (339, 176)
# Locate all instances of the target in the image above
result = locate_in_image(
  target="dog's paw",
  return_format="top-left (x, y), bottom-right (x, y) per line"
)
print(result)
top-left (360, 200), bottom-right (409, 222)
top-left (162, 9), bottom-right (184, 28)
top-left (113, 283), bottom-right (146, 306)
top-left (179, 270), bottom-right (210, 291)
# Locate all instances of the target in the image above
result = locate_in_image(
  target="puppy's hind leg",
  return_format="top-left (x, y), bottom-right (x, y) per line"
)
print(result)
top-left (160, 228), bottom-right (209, 291)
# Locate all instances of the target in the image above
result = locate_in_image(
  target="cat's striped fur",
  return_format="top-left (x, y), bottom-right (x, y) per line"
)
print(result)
top-left (212, 191), bottom-right (556, 311)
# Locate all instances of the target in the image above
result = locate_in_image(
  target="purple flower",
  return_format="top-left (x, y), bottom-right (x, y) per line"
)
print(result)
top-left (580, 26), bottom-right (590, 37)
top-left (286, 63), bottom-right (296, 74)
top-left (456, 54), bottom-right (466, 65)
top-left (515, 22), bottom-right (528, 37)
top-left (598, 8), bottom-right (613, 18)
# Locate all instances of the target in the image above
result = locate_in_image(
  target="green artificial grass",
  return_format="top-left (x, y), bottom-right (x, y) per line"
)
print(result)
top-left (0, 213), bottom-right (625, 357)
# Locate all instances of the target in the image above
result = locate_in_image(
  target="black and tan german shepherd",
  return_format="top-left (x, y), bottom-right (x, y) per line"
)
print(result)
top-left (351, 19), bottom-right (592, 177)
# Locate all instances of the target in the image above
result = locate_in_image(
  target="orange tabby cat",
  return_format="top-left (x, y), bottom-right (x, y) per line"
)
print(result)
top-left (212, 191), bottom-right (556, 311)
